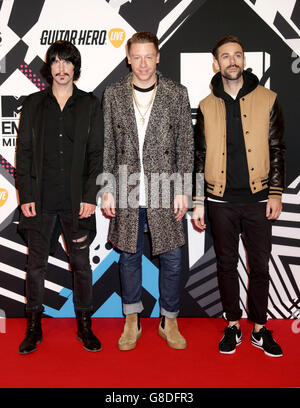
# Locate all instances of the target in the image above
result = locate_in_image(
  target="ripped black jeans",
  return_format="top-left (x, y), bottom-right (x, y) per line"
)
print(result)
top-left (26, 210), bottom-right (93, 313)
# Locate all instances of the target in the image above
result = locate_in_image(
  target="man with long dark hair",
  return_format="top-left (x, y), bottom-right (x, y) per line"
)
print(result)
top-left (16, 41), bottom-right (103, 354)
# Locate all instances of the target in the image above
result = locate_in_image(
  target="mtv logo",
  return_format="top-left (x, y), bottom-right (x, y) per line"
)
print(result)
top-left (180, 52), bottom-right (270, 114)
top-left (1, 96), bottom-right (26, 118)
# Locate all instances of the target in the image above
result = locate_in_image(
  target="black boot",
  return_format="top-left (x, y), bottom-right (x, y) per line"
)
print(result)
top-left (76, 311), bottom-right (101, 352)
top-left (19, 311), bottom-right (43, 355)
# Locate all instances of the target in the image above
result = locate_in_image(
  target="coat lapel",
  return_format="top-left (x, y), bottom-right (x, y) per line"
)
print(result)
top-left (144, 74), bottom-right (167, 150)
top-left (119, 75), bottom-right (139, 155)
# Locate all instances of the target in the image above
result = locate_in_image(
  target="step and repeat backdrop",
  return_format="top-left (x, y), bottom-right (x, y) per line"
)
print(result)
top-left (0, 0), bottom-right (299, 319)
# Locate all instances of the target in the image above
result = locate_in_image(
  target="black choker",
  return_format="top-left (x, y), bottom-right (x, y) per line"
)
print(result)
top-left (133, 83), bottom-right (156, 92)
top-left (133, 75), bottom-right (159, 92)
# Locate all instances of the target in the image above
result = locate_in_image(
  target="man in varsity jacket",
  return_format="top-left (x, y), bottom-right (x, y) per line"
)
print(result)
top-left (193, 35), bottom-right (286, 357)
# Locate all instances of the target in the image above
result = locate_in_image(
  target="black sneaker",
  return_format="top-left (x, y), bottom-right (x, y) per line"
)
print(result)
top-left (219, 325), bottom-right (242, 354)
top-left (251, 327), bottom-right (283, 357)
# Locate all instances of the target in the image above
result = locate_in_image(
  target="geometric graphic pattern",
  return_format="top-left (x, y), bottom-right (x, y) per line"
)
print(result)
top-left (269, 176), bottom-right (300, 318)
top-left (185, 176), bottom-right (300, 320)
top-left (19, 63), bottom-right (46, 90)
top-left (0, 0), bottom-right (208, 317)
top-left (185, 246), bottom-right (222, 318)
top-left (244, 0), bottom-right (300, 55)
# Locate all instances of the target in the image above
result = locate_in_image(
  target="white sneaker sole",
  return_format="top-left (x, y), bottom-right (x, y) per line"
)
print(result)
top-left (219, 337), bottom-right (242, 354)
top-left (251, 339), bottom-right (283, 357)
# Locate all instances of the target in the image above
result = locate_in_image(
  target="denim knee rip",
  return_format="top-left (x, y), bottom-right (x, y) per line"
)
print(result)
top-left (72, 234), bottom-right (88, 250)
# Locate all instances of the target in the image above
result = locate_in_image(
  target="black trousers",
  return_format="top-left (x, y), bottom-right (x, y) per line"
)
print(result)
top-left (208, 201), bottom-right (272, 325)
top-left (26, 211), bottom-right (93, 313)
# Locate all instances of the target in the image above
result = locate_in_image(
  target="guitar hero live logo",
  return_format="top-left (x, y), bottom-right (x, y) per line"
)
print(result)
top-left (39, 28), bottom-right (126, 48)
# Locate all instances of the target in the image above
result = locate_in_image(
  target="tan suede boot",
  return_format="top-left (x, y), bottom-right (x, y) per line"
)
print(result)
top-left (118, 313), bottom-right (141, 351)
top-left (158, 316), bottom-right (187, 349)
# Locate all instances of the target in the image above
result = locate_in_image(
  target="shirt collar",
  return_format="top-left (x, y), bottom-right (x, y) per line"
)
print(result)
top-left (46, 83), bottom-right (79, 103)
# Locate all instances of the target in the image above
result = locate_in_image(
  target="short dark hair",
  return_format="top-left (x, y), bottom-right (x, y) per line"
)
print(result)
top-left (212, 35), bottom-right (244, 59)
top-left (45, 40), bottom-right (81, 81)
top-left (127, 32), bottom-right (159, 53)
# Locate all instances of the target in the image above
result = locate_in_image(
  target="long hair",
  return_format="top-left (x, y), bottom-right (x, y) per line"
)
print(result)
top-left (45, 40), bottom-right (81, 81)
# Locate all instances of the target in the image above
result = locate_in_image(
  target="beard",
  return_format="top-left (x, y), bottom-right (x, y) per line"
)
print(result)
top-left (222, 65), bottom-right (243, 81)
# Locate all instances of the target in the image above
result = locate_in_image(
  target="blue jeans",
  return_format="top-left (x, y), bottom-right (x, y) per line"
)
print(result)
top-left (119, 207), bottom-right (182, 318)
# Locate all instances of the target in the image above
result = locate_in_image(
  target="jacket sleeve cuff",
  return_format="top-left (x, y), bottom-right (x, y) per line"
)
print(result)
top-left (82, 197), bottom-right (97, 206)
top-left (268, 186), bottom-right (283, 198)
top-left (193, 196), bottom-right (205, 207)
top-left (19, 194), bottom-right (34, 205)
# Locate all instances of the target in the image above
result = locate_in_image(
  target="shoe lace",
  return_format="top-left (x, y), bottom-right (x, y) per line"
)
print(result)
top-left (223, 326), bottom-right (237, 343)
top-left (260, 328), bottom-right (277, 345)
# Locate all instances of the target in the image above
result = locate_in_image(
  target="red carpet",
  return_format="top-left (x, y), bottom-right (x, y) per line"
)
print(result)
top-left (0, 318), bottom-right (299, 388)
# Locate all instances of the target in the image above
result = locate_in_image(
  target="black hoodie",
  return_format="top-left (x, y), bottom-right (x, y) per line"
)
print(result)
top-left (209, 70), bottom-right (269, 203)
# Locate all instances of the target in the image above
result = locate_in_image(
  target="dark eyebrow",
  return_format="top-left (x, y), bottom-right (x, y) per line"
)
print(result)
top-left (132, 53), bottom-right (156, 57)
top-left (220, 51), bottom-right (243, 57)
